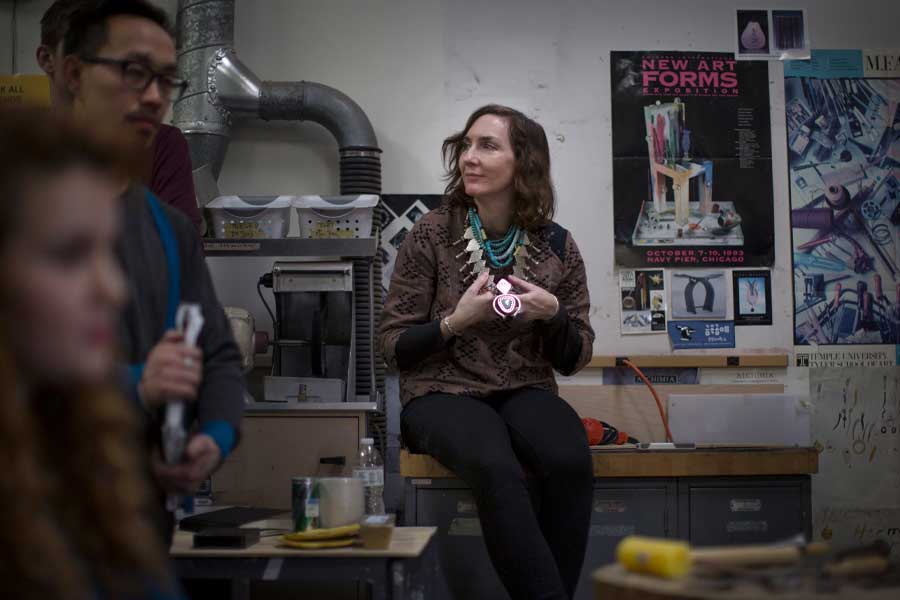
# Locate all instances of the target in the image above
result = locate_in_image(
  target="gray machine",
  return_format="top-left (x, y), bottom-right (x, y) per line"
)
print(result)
top-left (263, 260), bottom-right (355, 404)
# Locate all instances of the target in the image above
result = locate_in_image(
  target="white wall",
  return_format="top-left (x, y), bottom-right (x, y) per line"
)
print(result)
top-left (5, 0), bottom-right (899, 355)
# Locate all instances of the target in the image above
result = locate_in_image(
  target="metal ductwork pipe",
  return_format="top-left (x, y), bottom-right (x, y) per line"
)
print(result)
top-left (173, 0), bottom-right (384, 406)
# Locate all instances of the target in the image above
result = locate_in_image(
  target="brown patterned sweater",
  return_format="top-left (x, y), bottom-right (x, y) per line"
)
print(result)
top-left (378, 202), bottom-right (594, 405)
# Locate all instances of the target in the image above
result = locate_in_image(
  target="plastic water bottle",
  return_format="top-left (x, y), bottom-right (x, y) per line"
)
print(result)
top-left (353, 437), bottom-right (385, 515)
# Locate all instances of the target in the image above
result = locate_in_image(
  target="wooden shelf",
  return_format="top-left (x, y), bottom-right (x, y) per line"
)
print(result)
top-left (202, 237), bottom-right (377, 257)
top-left (587, 355), bottom-right (789, 369)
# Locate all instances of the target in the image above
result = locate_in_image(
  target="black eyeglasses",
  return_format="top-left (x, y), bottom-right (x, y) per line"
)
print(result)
top-left (80, 56), bottom-right (189, 101)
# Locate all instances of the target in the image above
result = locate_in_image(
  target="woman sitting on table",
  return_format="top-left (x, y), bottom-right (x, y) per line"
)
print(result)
top-left (378, 104), bottom-right (595, 599)
top-left (0, 109), bottom-right (185, 600)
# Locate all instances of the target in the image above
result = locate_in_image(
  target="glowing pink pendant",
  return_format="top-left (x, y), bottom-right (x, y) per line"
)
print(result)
top-left (492, 278), bottom-right (522, 318)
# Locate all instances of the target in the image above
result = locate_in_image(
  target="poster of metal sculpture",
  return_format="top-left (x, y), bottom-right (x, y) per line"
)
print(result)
top-left (670, 269), bottom-right (727, 319)
top-left (785, 50), bottom-right (900, 347)
top-left (611, 51), bottom-right (775, 268)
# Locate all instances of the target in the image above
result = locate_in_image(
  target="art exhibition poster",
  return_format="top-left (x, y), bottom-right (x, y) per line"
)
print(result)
top-left (611, 51), bottom-right (775, 268)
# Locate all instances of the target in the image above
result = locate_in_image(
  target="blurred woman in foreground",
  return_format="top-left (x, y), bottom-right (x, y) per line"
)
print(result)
top-left (0, 107), bottom-right (184, 600)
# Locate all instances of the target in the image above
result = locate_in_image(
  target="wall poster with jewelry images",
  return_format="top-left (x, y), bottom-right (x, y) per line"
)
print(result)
top-left (785, 50), bottom-right (900, 349)
top-left (379, 195), bottom-right (443, 294)
top-left (619, 269), bottom-right (667, 334)
top-left (611, 51), bottom-right (775, 268)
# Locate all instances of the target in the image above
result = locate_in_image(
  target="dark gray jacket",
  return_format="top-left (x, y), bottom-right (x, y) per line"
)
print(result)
top-left (119, 185), bottom-right (244, 449)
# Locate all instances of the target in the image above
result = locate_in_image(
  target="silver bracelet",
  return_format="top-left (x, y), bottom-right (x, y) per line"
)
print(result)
top-left (442, 315), bottom-right (459, 337)
top-left (546, 296), bottom-right (560, 320)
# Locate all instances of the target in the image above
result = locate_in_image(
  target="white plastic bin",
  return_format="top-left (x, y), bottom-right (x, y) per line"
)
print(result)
top-left (294, 194), bottom-right (379, 239)
top-left (206, 195), bottom-right (294, 239)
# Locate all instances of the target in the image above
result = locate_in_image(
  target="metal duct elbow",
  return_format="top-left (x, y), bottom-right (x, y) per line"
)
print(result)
top-left (213, 50), bottom-right (262, 116)
top-left (260, 81), bottom-right (379, 151)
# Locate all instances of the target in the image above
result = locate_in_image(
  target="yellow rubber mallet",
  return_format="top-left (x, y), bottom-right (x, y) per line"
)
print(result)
top-left (616, 536), bottom-right (831, 579)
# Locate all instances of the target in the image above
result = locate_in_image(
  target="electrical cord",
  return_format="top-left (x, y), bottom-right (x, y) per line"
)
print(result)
top-left (257, 273), bottom-right (276, 375)
top-left (622, 359), bottom-right (674, 443)
top-left (256, 274), bottom-right (276, 331)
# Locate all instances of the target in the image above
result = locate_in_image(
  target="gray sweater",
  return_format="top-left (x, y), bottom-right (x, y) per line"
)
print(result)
top-left (119, 185), bottom-right (244, 446)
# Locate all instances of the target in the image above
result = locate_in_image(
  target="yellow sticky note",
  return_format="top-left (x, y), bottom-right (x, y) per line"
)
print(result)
top-left (0, 75), bottom-right (51, 107)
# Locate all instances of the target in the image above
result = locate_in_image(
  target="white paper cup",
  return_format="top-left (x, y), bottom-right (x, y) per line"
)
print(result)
top-left (317, 477), bottom-right (364, 529)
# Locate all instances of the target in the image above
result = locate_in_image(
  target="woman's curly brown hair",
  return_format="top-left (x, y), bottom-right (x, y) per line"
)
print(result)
top-left (0, 107), bottom-right (166, 600)
top-left (442, 104), bottom-right (556, 231)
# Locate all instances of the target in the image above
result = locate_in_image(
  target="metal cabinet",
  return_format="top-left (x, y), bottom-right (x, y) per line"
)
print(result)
top-left (677, 476), bottom-right (812, 547)
top-left (403, 477), bottom-right (677, 600)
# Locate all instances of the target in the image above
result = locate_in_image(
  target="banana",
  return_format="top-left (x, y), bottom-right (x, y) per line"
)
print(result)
top-left (280, 537), bottom-right (355, 550)
top-left (282, 523), bottom-right (360, 541)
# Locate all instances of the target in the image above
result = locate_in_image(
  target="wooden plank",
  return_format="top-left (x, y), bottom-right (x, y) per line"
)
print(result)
top-left (400, 448), bottom-right (818, 479)
top-left (587, 355), bottom-right (789, 369)
top-left (592, 448), bottom-right (818, 477)
top-left (400, 451), bottom-right (455, 478)
top-left (213, 413), bottom-right (365, 509)
top-left (736, 355), bottom-right (790, 367)
top-left (559, 383), bottom-right (785, 443)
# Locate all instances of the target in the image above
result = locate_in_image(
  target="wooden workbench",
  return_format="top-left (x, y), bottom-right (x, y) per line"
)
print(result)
top-left (171, 522), bottom-right (438, 600)
top-left (400, 447), bottom-right (819, 479)
top-left (171, 524), bottom-right (435, 559)
top-left (402, 446), bottom-right (818, 600)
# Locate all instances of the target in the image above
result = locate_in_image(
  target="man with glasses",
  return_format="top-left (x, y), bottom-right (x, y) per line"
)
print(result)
top-left (38, 0), bottom-right (202, 231)
top-left (57, 0), bottom-right (245, 543)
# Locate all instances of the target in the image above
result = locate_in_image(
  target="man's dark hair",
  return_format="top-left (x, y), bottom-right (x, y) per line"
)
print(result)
top-left (63, 0), bottom-right (172, 57)
top-left (40, 0), bottom-right (95, 47)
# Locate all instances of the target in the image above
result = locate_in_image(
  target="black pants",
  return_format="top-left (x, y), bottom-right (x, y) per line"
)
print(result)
top-left (401, 388), bottom-right (593, 600)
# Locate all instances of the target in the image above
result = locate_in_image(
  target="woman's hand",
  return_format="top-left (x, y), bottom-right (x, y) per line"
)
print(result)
top-left (447, 271), bottom-right (495, 333)
top-left (507, 276), bottom-right (560, 322)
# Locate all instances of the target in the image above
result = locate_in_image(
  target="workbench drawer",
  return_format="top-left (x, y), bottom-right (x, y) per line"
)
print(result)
top-left (212, 412), bottom-right (366, 509)
top-left (409, 481), bottom-right (509, 600)
top-left (576, 479), bottom-right (676, 600)
top-left (677, 476), bottom-right (811, 546)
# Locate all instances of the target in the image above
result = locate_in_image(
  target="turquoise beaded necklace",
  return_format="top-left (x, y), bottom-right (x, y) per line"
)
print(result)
top-left (468, 207), bottom-right (524, 268)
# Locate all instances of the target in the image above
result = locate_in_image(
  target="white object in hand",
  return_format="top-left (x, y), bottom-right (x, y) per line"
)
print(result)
top-left (162, 303), bottom-right (205, 466)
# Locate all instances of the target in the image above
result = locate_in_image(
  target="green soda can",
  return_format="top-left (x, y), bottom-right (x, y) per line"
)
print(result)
top-left (291, 477), bottom-right (320, 532)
